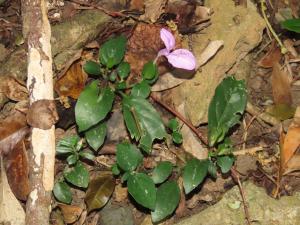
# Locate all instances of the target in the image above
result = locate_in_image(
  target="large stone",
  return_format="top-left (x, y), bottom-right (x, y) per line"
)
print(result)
top-left (175, 0), bottom-right (265, 126)
top-left (175, 182), bottom-right (300, 225)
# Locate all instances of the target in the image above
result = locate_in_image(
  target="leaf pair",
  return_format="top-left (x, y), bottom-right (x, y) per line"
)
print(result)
top-left (127, 173), bottom-right (180, 223)
top-left (122, 95), bottom-right (166, 153)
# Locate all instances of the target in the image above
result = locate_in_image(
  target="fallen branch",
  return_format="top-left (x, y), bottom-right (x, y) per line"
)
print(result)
top-left (21, 0), bottom-right (56, 224)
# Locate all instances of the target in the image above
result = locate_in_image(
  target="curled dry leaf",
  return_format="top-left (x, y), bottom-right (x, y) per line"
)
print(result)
top-left (151, 72), bottom-right (185, 91)
top-left (57, 204), bottom-right (83, 224)
top-left (197, 40), bottom-right (224, 68)
top-left (271, 63), bottom-right (292, 106)
top-left (0, 76), bottom-right (28, 101)
top-left (26, 100), bottom-right (59, 130)
top-left (257, 43), bottom-right (281, 68)
top-left (6, 141), bottom-right (30, 201)
top-left (85, 172), bottom-right (115, 213)
top-left (55, 61), bottom-right (88, 99)
top-left (0, 111), bottom-right (29, 155)
top-left (0, 157), bottom-right (26, 225)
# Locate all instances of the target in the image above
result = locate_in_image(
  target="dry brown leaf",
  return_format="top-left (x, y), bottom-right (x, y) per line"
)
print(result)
top-left (0, 157), bottom-right (25, 225)
top-left (6, 141), bottom-right (30, 201)
top-left (197, 40), bottom-right (224, 68)
top-left (0, 76), bottom-right (28, 101)
top-left (58, 204), bottom-right (83, 224)
top-left (257, 44), bottom-right (281, 68)
top-left (0, 111), bottom-right (29, 155)
top-left (129, 0), bottom-right (144, 11)
top-left (289, 0), bottom-right (300, 18)
top-left (175, 177), bottom-right (186, 218)
top-left (283, 154), bottom-right (300, 175)
top-left (26, 99), bottom-right (59, 130)
top-left (271, 63), bottom-right (292, 106)
top-left (125, 23), bottom-right (166, 77)
top-left (280, 126), bottom-right (300, 171)
top-left (55, 61), bottom-right (88, 99)
top-left (140, 0), bottom-right (166, 22)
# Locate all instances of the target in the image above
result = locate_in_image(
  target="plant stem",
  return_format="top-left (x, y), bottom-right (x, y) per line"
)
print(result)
top-left (260, 0), bottom-right (287, 54)
top-left (150, 93), bottom-right (208, 146)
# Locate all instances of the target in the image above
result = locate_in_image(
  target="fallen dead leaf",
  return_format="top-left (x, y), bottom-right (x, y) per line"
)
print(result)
top-left (6, 141), bottom-right (30, 201)
top-left (283, 154), bottom-right (300, 175)
top-left (129, 0), bottom-right (144, 11)
top-left (0, 111), bottom-right (29, 156)
top-left (0, 76), bottom-right (28, 101)
top-left (197, 40), bottom-right (224, 68)
top-left (26, 99), bottom-right (59, 130)
top-left (289, 0), bottom-right (300, 18)
top-left (58, 204), bottom-right (83, 224)
top-left (140, 0), bottom-right (166, 22)
top-left (125, 23), bottom-right (170, 79)
top-left (177, 103), bottom-right (208, 160)
top-left (55, 61), bottom-right (88, 99)
top-left (0, 157), bottom-right (25, 225)
top-left (257, 43), bottom-right (281, 68)
top-left (175, 177), bottom-right (186, 218)
top-left (271, 62), bottom-right (292, 106)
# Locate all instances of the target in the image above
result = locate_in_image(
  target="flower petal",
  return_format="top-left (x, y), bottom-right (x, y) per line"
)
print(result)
top-left (157, 48), bottom-right (169, 57)
top-left (166, 49), bottom-right (196, 70)
top-left (160, 28), bottom-right (175, 51)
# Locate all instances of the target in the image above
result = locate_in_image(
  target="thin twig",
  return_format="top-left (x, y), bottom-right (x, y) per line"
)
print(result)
top-left (233, 146), bottom-right (265, 156)
top-left (150, 93), bottom-right (208, 146)
top-left (260, 0), bottom-right (287, 54)
top-left (231, 168), bottom-right (251, 225)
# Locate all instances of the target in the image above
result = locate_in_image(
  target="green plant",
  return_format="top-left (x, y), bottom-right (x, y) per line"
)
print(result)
top-left (281, 18), bottom-right (300, 33)
top-left (53, 136), bottom-right (94, 203)
top-left (54, 29), bottom-right (247, 222)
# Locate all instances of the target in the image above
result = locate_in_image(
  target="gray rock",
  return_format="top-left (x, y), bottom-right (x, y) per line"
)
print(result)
top-left (175, 182), bottom-right (300, 225)
top-left (99, 202), bottom-right (134, 225)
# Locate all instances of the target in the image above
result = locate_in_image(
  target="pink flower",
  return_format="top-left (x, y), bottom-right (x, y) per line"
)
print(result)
top-left (158, 28), bottom-right (196, 70)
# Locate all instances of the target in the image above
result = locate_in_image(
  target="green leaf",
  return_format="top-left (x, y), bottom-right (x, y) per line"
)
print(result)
top-left (183, 159), bottom-right (208, 194)
top-left (85, 173), bottom-right (115, 212)
top-left (53, 181), bottom-right (72, 204)
top-left (116, 81), bottom-right (127, 90)
top-left (127, 173), bottom-right (156, 210)
top-left (142, 61), bottom-right (158, 83)
top-left (217, 156), bottom-right (234, 173)
top-left (109, 71), bottom-right (117, 82)
top-left (56, 136), bottom-right (80, 155)
top-left (83, 61), bottom-right (102, 76)
top-left (131, 80), bottom-right (151, 98)
top-left (207, 160), bottom-right (217, 179)
top-left (79, 150), bottom-right (95, 161)
top-left (99, 36), bottom-right (127, 68)
top-left (64, 162), bottom-right (89, 188)
top-left (152, 161), bottom-right (173, 184)
top-left (172, 131), bottom-right (183, 145)
top-left (116, 143), bottom-right (143, 172)
top-left (85, 122), bottom-right (107, 151)
top-left (111, 164), bottom-right (120, 175)
top-left (281, 18), bottom-right (300, 33)
top-left (217, 137), bottom-right (233, 156)
top-left (75, 81), bottom-right (115, 132)
top-left (151, 181), bottom-right (180, 223)
top-left (122, 95), bottom-right (166, 153)
top-left (66, 154), bottom-right (78, 165)
top-left (168, 118), bottom-right (179, 131)
top-left (208, 76), bottom-right (247, 146)
top-left (117, 62), bottom-right (130, 79)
